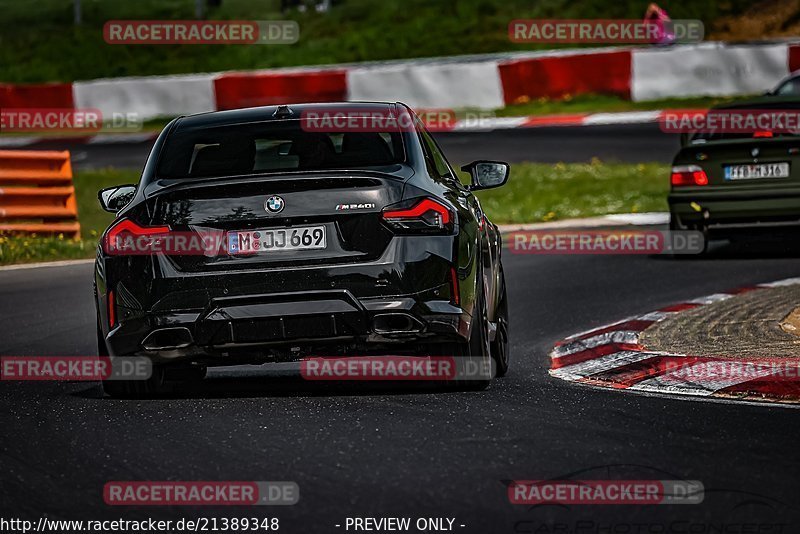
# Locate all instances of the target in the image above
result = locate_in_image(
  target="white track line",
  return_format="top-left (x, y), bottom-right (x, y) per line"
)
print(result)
top-left (0, 259), bottom-right (94, 271)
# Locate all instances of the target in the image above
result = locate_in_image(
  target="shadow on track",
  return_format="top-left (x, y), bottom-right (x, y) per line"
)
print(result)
top-left (655, 231), bottom-right (800, 260)
top-left (70, 371), bottom-right (489, 401)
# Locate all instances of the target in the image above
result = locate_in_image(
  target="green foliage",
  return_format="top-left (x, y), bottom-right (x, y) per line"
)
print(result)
top-left (0, 0), bottom-right (754, 83)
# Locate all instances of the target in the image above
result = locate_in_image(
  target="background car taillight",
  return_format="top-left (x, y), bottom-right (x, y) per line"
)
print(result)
top-left (671, 165), bottom-right (709, 187)
top-left (381, 198), bottom-right (455, 234)
top-left (103, 218), bottom-right (171, 255)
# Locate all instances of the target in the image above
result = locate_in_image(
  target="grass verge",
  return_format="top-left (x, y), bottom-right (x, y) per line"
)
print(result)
top-left (0, 162), bottom-right (669, 265)
top-left (492, 94), bottom-right (750, 117)
top-left (473, 161), bottom-right (669, 224)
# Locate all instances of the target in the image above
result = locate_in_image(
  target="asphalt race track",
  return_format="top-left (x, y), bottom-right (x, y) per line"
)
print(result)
top-left (28, 123), bottom-right (680, 170)
top-left (2, 241), bottom-right (800, 531)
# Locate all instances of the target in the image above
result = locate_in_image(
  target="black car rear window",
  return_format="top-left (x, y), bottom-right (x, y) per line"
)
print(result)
top-left (157, 120), bottom-right (406, 178)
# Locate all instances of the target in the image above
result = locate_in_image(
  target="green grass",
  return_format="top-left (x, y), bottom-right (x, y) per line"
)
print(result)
top-left (0, 163), bottom-right (668, 265)
top-left (0, 236), bottom-right (96, 265)
top-left (0, 0), bottom-right (757, 83)
top-left (493, 94), bottom-right (751, 117)
top-left (473, 161), bottom-right (669, 224)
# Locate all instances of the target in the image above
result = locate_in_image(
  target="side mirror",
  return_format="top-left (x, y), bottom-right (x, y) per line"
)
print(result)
top-left (461, 160), bottom-right (510, 191)
top-left (98, 185), bottom-right (136, 213)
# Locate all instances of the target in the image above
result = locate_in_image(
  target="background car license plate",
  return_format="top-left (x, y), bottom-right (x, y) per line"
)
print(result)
top-left (228, 225), bottom-right (326, 254)
top-left (724, 162), bottom-right (789, 180)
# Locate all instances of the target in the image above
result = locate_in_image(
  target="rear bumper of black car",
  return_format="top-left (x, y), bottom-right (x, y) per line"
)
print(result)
top-left (668, 186), bottom-right (800, 234)
top-left (104, 289), bottom-right (468, 363)
top-left (97, 232), bottom-right (480, 363)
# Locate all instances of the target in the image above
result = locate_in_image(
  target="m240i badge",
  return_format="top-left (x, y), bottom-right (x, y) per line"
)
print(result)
top-left (335, 203), bottom-right (376, 210)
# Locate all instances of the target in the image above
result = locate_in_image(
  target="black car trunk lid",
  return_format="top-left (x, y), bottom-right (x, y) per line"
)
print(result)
top-left (144, 171), bottom-right (406, 271)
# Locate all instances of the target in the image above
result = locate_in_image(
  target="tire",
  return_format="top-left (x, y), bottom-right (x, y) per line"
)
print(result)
top-left (98, 322), bottom-right (171, 398)
top-left (96, 320), bottom-right (109, 357)
top-left (490, 267), bottom-right (510, 377)
top-left (697, 225), bottom-right (709, 255)
top-left (101, 365), bottom-right (170, 399)
top-left (669, 216), bottom-right (708, 258)
top-left (426, 268), bottom-right (492, 391)
top-left (459, 269), bottom-right (493, 391)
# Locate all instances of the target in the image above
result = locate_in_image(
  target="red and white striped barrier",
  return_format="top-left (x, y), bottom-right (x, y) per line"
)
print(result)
top-left (348, 61), bottom-right (505, 109)
top-left (1, 42), bottom-right (799, 121)
top-left (499, 48), bottom-right (631, 104)
top-left (73, 74), bottom-right (216, 122)
top-left (214, 68), bottom-right (348, 110)
top-left (550, 278), bottom-right (800, 404)
top-left (0, 82), bottom-right (74, 109)
top-left (631, 42), bottom-right (790, 101)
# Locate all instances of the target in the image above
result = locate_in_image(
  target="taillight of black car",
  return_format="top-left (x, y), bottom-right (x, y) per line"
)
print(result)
top-left (102, 218), bottom-right (171, 255)
top-left (381, 198), bottom-right (455, 234)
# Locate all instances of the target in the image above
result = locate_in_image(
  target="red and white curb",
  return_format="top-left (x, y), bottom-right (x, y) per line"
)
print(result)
top-left (0, 109), bottom-right (686, 148)
top-left (550, 277), bottom-right (800, 404)
top-left (449, 109), bottom-right (672, 132)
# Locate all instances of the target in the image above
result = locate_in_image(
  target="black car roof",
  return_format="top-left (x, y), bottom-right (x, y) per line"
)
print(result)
top-left (172, 101), bottom-right (406, 130)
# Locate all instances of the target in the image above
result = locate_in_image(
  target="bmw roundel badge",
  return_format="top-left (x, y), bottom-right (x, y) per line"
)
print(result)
top-left (265, 195), bottom-right (285, 214)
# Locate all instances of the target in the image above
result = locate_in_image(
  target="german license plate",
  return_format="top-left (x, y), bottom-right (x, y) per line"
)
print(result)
top-left (724, 162), bottom-right (789, 180)
top-left (228, 225), bottom-right (326, 254)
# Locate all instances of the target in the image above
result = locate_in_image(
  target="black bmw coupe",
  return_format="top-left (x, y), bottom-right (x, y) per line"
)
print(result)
top-left (94, 102), bottom-right (510, 396)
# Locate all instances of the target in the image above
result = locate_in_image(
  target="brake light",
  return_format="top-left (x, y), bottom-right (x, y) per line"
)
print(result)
top-left (753, 131), bottom-right (773, 138)
top-left (671, 165), bottom-right (709, 186)
top-left (103, 218), bottom-right (170, 255)
top-left (382, 198), bottom-right (454, 233)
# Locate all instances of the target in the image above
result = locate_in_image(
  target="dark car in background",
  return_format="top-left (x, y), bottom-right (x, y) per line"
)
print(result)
top-left (668, 97), bottom-right (800, 250)
top-left (94, 102), bottom-right (510, 396)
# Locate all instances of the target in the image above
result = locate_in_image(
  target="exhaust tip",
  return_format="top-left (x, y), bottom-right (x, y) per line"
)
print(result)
top-left (142, 327), bottom-right (194, 351)
top-left (372, 313), bottom-right (425, 334)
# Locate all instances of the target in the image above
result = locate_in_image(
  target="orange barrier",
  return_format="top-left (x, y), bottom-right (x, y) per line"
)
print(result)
top-left (0, 150), bottom-right (81, 238)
